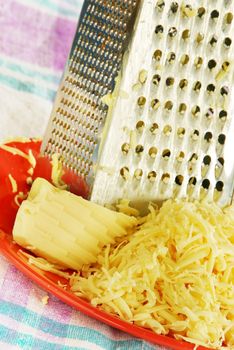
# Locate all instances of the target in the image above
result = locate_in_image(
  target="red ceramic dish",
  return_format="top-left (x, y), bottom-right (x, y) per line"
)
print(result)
top-left (0, 139), bottom-right (209, 350)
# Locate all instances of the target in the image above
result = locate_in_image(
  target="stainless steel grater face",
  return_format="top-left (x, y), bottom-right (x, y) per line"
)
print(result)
top-left (42, 0), bottom-right (140, 183)
top-left (42, 0), bottom-right (234, 208)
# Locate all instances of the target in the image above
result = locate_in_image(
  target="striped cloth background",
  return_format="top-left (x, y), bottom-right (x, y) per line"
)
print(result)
top-left (0, 1), bottom-right (163, 349)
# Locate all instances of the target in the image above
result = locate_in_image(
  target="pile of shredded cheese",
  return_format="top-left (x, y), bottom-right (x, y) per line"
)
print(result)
top-left (70, 200), bottom-right (234, 349)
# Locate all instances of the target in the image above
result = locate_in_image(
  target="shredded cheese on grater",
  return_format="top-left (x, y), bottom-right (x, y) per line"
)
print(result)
top-left (70, 200), bottom-right (234, 349)
top-left (51, 154), bottom-right (67, 189)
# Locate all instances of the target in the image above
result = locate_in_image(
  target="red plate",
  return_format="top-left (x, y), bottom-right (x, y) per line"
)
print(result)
top-left (0, 139), bottom-right (209, 350)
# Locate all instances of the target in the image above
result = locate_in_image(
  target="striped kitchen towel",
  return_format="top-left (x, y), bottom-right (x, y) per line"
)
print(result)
top-left (0, 1), bottom-right (161, 349)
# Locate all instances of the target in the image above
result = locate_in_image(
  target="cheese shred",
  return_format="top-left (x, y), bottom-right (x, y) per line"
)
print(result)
top-left (14, 192), bottom-right (28, 207)
top-left (70, 200), bottom-right (234, 349)
top-left (0, 145), bottom-right (30, 160)
top-left (1, 144), bottom-right (37, 172)
top-left (19, 251), bottom-right (71, 279)
top-left (8, 174), bottom-right (18, 193)
top-left (51, 154), bottom-right (67, 189)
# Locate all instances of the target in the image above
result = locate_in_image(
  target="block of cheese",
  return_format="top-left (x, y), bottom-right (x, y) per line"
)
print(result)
top-left (13, 178), bottom-right (137, 270)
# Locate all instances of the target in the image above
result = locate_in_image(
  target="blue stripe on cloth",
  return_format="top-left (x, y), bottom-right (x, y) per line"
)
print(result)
top-left (31, 0), bottom-right (82, 19)
top-left (60, 0), bottom-right (81, 6)
top-left (0, 324), bottom-right (90, 350)
top-left (0, 57), bottom-right (61, 85)
top-left (0, 301), bottom-right (155, 349)
top-left (0, 73), bottom-right (56, 101)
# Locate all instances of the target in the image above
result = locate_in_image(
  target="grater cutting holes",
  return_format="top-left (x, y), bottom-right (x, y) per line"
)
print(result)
top-left (42, 0), bottom-right (140, 179)
top-left (42, 0), bottom-right (234, 207)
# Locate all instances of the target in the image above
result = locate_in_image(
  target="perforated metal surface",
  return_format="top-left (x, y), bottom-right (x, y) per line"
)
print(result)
top-left (90, 0), bottom-right (234, 206)
top-left (42, 0), bottom-right (234, 206)
top-left (42, 0), bottom-right (139, 185)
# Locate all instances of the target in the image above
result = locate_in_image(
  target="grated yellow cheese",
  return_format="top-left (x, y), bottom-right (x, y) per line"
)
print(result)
top-left (20, 251), bottom-right (71, 279)
top-left (1, 144), bottom-right (36, 170)
top-left (3, 137), bottom-right (32, 144)
top-left (70, 200), bottom-right (234, 349)
top-left (0, 145), bottom-right (30, 160)
top-left (26, 177), bottom-right (33, 185)
top-left (41, 295), bottom-right (49, 305)
top-left (57, 281), bottom-right (68, 289)
top-left (51, 154), bottom-right (67, 189)
top-left (180, 2), bottom-right (196, 18)
top-left (116, 199), bottom-right (140, 217)
top-left (8, 174), bottom-right (18, 193)
top-left (28, 149), bottom-right (36, 169)
top-left (14, 192), bottom-right (28, 207)
top-left (27, 168), bottom-right (34, 176)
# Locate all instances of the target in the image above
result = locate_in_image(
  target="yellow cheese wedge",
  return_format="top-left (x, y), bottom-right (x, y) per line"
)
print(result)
top-left (13, 178), bottom-right (137, 270)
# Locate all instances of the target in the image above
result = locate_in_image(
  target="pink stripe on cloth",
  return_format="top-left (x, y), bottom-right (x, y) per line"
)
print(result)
top-left (41, 294), bottom-right (73, 323)
top-left (70, 309), bottom-right (133, 341)
top-left (0, 264), bottom-right (32, 306)
top-left (0, 0), bottom-right (77, 71)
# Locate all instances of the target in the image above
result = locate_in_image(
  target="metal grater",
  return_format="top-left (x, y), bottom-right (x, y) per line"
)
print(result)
top-left (42, 0), bottom-right (140, 184)
top-left (42, 0), bottom-right (234, 208)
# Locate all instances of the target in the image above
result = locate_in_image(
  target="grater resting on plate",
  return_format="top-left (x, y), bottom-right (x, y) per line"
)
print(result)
top-left (42, 0), bottom-right (234, 207)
